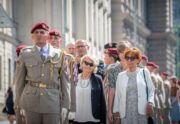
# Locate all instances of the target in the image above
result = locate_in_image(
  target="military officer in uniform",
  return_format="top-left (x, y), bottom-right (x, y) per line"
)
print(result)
top-left (15, 45), bottom-right (27, 124)
top-left (146, 62), bottom-right (160, 124)
top-left (14, 22), bottom-right (70, 124)
top-left (48, 29), bottom-right (77, 123)
top-left (153, 64), bottom-right (165, 124)
top-left (161, 72), bottom-right (171, 124)
top-left (140, 55), bottom-right (148, 67)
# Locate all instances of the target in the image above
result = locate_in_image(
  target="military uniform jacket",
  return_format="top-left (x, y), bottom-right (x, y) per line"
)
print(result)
top-left (62, 52), bottom-right (77, 112)
top-left (151, 73), bottom-right (160, 108)
top-left (164, 80), bottom-right (171, 108)
top-left (14, 45), bottom-right (70, 114)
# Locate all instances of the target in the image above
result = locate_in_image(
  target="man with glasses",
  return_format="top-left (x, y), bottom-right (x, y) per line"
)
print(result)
top-left (14, 22), bottom-right (70, 124)
top-left (75, 39), bottom-right (90, 73)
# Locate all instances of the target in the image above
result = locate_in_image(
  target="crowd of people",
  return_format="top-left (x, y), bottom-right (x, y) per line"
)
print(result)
top-left (2, 22), bottom-right (180, 124)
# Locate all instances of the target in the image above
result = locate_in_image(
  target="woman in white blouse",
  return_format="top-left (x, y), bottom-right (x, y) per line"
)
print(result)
top-left (113, 47), bottom-right (154, 124)
top-left (74, 55), bottom-right (106, 124)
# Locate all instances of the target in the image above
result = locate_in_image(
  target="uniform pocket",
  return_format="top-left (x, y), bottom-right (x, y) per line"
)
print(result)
top-left (25, 61), bottom-right (39, 78)
top-left (25, 85), bottom-right (37, 94)
top-left (26, 61), bottom-right (38, 67)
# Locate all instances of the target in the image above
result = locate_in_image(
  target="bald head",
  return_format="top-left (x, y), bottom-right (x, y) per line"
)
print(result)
top-left (75, 39), bottom-right (90, 58)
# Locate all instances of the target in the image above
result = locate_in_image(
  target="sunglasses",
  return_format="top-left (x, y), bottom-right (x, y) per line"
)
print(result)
top-left (125, 56), bottom-right (136, 61)
top-left (84, 61), bottom-right (94, 67)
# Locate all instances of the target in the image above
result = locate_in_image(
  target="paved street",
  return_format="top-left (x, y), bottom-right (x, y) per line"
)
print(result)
top-left (0, 120), bottom-right (16, 124)
top-left (0, 120), bottom-right (8, 124)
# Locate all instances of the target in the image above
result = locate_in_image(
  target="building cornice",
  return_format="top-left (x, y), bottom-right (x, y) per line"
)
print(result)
top-left (123, 14), bottom-right (151, 38)
top-left (0, 32), bottom-right (19, 46)
top-left (148, 32), bottom-right (177, 45)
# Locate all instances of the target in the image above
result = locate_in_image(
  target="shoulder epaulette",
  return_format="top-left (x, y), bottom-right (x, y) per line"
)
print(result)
top-left (20, 46), bottom-right (33, 54)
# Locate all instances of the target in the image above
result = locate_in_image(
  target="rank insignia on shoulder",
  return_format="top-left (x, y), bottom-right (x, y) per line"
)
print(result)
top-left (16, 60), bottom-right (21, 66)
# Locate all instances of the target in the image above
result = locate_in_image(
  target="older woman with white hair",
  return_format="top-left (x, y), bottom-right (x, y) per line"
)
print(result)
top-left (74, 55), bottom-right (106, 124)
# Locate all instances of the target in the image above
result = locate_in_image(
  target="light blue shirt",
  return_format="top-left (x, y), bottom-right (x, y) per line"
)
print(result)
top-left (36, 43), bottom-right (49, 59)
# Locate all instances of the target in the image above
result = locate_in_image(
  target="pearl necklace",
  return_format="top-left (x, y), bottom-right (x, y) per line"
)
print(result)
top-left (80, 76), bottom-right (90, 88)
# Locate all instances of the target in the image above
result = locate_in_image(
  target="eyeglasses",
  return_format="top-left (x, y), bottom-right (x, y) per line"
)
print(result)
top-left (125, 56), bottom-right (136, 61)
top-left (76, 45), bottom-right (87, 49)
top-left (83, 61), bottom-right (94, 67)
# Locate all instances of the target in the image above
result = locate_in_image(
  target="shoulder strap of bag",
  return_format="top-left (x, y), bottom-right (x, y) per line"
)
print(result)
top-left (143, 69), bottom-right (149, 101)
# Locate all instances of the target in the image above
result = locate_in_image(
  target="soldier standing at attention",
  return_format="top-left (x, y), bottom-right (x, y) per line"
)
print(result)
top-left (15, 45), bottom-right (27, 124)
top-left (161, 72), bottom-right (171, 124)
top-left (48, 29), bottom-right (78, 123)
top-left (14, 22), bottom-right (70, 124)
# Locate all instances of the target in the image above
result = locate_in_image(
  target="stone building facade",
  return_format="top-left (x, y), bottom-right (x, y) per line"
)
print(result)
top-left (0, 0), bottom-right (17, 103)
top-left (0, 0), bottom-right (112, 103)
top-left (111, 0), bottom-right (177, 74)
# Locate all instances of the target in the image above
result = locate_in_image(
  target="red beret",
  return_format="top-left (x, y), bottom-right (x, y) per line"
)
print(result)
top-left (162, 72), bottom-right (168, 77)
top-left (16, 45), bottom-right (27, 55)
top-left (146, 62), bottom-right (155, 67)
top-left (49, 29), bottom-right (61, 37)
top-left (178, 80), bottom-right (180, 84)
top-left (107, 48), bottom-right (118, 57)
top-left (31, 22), bottom-right (49, 33)
top-left (153, 63), bottom-right (159, 69)
top-left (142, 55), bottom-right (148, 60)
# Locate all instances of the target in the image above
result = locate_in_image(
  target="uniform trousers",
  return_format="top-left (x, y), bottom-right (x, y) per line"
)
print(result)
top-left (163, 108), bottom-right (171, 124)
top-left (157, 108), bottom-right (163, 124)
top-left (25, 110), bottom-right (60, 124)
top-left (15, 109), bottom-right (26, 124)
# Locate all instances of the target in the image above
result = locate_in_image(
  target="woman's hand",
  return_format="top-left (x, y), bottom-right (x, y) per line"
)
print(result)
top-left (146, 102), bottom-right (154, 117)
top-left (108, 110), bottom-right (113, 123)
top-left (114, 112), bottom-right (120, 124)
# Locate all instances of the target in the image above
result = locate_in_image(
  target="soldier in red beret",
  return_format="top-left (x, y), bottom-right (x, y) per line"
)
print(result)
top-left (104, 48), bottom-right (118, 65)
top-left (16, 45), bottom-right (27, 56)
top-left (48, 29), bottom-right (62, 48)
top-left (48, 29), bottom-right (78, 124)
top-left (140, 55), bottom-right (148, 67)
top-left (31, 22), bottom-right (49, 46)
top-left (153, 63), bottom-right (159, 70)
top-left (146, 62), bottom-right (156, 72)
top-left (14, 22), bottom-right (71, 124)
top-left (14, 44), bottom-right (27, 124)
top-left (162, 72), bottom-right (168, 77)
top-left (160, 71), bottom-right (171, 124)
top-left (31, 22), bottom-right (49, 34)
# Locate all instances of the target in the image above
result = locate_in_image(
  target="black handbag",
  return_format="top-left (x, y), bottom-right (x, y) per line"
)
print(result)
top-left (2, 106), bottom-right (7, 113)
top-left (143, 69), bottom-right (154, 124)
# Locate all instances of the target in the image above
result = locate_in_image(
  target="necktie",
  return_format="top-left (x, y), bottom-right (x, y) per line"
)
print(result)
top-left (40, 48), bottom-right (45, 61)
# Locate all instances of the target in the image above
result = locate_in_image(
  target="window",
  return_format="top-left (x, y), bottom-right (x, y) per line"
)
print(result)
top-left (0, 56), bottom-right (1, 90)
top-left (8, 58), bottom-right (11, 86)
